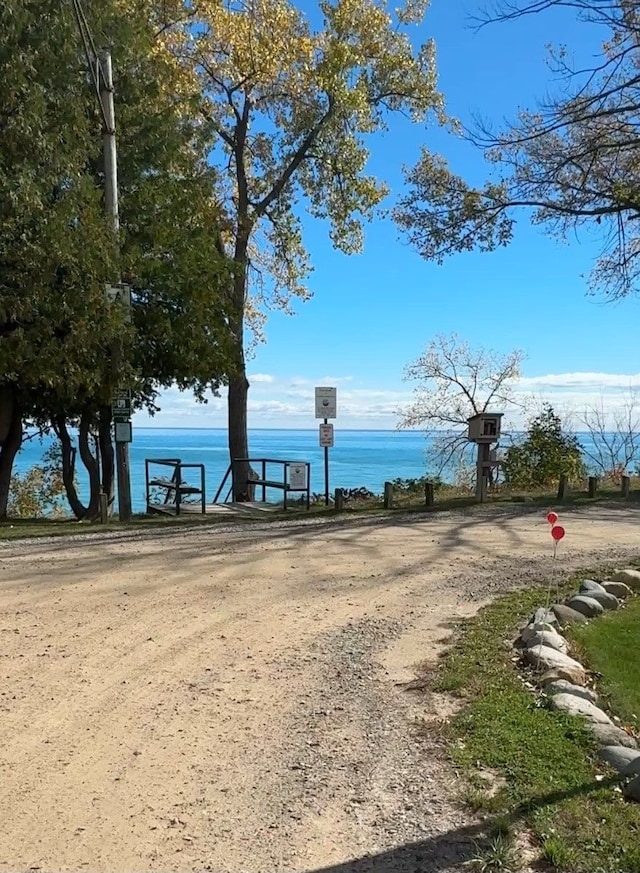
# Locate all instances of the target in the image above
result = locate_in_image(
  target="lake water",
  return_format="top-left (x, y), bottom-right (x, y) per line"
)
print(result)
top-left (14, 427), bottom-right (638, 513)
top-left (14, 428), bottom-right (433, 512)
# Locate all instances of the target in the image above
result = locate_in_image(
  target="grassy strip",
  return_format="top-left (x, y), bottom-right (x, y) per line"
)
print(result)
top-left (0, 508), bottom-right (295, 541)
top-left (3, 481), bottom-right (639, 541)
top-left (570, 596), bottom-right (640, 734)
top-left (432, 581), bottom-right (640, 872)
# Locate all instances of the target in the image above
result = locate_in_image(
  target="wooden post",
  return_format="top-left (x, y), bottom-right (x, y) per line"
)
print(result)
top-left (334, 488), bottom-right (344, 511)
top-left (622, 475), bottom-right (631, 498)
top-left (475, 443), bottom-right (490, 503)
top-left (557, 473), bottom-right (568, 501)
top-left (383, 481), bottom-right (393, 509)
top-left (425, 481), bottom-right (435, 507)
top-left (99, 492), bottom-right (108, 524)
top-left (588, 476), bottom-right (598, 498)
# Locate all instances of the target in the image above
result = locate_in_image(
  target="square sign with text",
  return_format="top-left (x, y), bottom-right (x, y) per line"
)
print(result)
top-left (319, 423), bottom-right (334, 447)
top-left (315, 386), bottom-right (337, 419)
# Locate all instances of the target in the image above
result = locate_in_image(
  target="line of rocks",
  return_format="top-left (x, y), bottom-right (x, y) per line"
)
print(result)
top-left (516, 568), bottom-right (640, 803)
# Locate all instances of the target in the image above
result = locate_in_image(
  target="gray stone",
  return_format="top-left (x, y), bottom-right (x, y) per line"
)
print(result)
top-left (544, 680), bottom-right (597, 704)
top-left (540, 666), bottom-right (587, 687)
top-left (525, 631), bottom-right (568, 654)
top-left (549, 693), bottom-right (613, 725)
top-left (623, 774), bottom-right (640, 802)
top-left (524, 646), bottom-right (586, 682)
top-left (533, 607), bottom-right (559, 626)
top-left (521, 621), bottom-right (558, 643)
top-left (590, 722), bottom-right (638, 749)
top-left (602, 580), bottom-right (635, 599)
top-left (552, 603), bottom-right (589, 627)
top-left (612, 569), bottom-right (640, 591)
top-left (586, 590), bottom-right (620, 611)
top-left (598, 746), bottom-right (640, 774)
top-left (624, 757), bottom-right (640, 777)
top-left (580, 580), bottom-right (607, 596)
top-left (565, 595), bottom-right (605, 618)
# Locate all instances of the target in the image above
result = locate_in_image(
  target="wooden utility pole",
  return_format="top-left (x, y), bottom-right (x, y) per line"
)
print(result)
top-left (70, 0), bottom-right (132, 520)
top-left (100, 49), bottom-right (132, 522)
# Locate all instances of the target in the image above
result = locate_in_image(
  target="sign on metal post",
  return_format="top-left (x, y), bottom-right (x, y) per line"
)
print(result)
top-left (315, 386), bottom-right (337, 419)
top-left (319, 423), bottom-right (334, 447)
top-left (287, 463), bottom-right (307, 490)
top-left (112, 388), bottom-right (132, 421)
top-left (105, 283), bottom-right (132, 322)
top-left (315, 386), bottom-right (337, 506)
top-left (114, 420), bottom-right (132, 443)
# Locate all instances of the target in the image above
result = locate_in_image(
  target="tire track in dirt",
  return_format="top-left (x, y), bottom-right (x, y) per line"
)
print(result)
top-left (1, 504), bottom-right (639, 871)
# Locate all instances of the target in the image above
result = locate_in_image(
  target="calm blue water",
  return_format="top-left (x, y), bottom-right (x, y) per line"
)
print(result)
top-left (14, 428), bottom-right (432, 512)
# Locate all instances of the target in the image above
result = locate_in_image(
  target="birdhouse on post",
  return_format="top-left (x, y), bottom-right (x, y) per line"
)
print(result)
top-left (467, 412), bottom-right (503, 443)
top-left (467, 413), bottom-right (504, 503)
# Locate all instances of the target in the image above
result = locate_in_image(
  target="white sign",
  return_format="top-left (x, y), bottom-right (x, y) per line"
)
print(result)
top-left (114, 420), bottom-right (132, 443)
top-left (319, 423), bottom-right (334, 448)
top-left (287, 462), bottom-right (307, 490)
top-left (315, 386), bottom-right (337, 419)
top-left (105, 283), bottom-right (132, 323)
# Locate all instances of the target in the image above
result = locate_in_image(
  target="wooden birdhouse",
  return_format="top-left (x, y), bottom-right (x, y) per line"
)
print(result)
top-left (467, 412), bottom-right (503, 444)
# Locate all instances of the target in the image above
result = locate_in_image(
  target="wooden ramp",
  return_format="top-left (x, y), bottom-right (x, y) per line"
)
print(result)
top-left (177, 501), bottom-right (289, 516)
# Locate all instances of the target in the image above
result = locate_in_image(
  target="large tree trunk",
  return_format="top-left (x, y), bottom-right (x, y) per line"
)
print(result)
top-left (0, 388), bottom-right (22, 520)
top-left (229, 236), bottom-right (255, 502)
top-left (98, 406), bottom-right (115, 514)
top-left (78, 413), bottom-right (101, 518)
top-left (228, 365), bottom-right (252, 501)
top-left (53, 416), bottom-right (86, 519)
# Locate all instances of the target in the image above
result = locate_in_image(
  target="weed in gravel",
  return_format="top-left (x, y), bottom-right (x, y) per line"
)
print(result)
top-left (465, 832), bottom-right (518, 872)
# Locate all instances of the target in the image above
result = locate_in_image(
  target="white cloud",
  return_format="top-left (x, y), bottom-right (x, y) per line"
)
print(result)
top-left (135, 371), bottom-right (640, 430)
top-left (518, 372), bottom-right (640, 391)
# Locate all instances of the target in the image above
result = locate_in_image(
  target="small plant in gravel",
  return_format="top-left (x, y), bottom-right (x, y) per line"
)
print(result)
top-left (466, 832), bottom-right (518, 872)
top-left (540, 833), bottom-right (576, 869)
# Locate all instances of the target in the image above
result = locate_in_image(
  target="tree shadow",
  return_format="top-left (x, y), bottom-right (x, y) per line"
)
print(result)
top-left (305, 775), bottom-right (620, 873)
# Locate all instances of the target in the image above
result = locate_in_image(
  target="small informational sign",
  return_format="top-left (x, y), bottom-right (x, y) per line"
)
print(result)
top-left (287, 462), bottom-right (307, 490)
top-left (114, 420), bottom-right (132, 443)
top-left (315, 386), bottom-right (337, 419)
top-left (105, 283), bottom-right (132, 322)
top-left (112, 388), bottom-right (132, 421)
top-left (319, 423), bottom-right (334, 448)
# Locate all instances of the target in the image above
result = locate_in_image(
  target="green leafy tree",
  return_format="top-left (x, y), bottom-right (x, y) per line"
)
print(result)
top-left (160, 0), bottom-right (447, 498)
top-left (503, 405), bottom-right (585, 489)
top-left (0, 0), bottom-right (231, 519)
top-left (394, 0), bottom-right (640, 299)
top-left (7, 443), bottom-right (68, 519)
top-left (0, 0), bottom-right (122, 518)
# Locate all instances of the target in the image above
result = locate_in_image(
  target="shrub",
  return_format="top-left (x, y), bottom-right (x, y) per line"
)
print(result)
top-left (8, 443), bottom-right (68, 518)
top-left (503, 405), bottom-right (585, 489)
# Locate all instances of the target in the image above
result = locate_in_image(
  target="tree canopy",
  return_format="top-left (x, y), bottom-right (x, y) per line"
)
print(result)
top-left (0, 0), bottom-right (231, 517)
top-left (153, 0), bottom-right (448, 497)
top-left (395, 0), bottom-right (640, 299)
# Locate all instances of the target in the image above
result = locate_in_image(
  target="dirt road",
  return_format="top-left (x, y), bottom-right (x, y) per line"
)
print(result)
top-left (0, 504), bottom-right (638, 872)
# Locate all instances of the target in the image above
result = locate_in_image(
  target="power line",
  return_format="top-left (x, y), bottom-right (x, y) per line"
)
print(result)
top-left (70, 0), bottom-right (110, 129)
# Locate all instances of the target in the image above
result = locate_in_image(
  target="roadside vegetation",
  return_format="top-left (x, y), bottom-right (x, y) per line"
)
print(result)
top-left (425, 574), bottom-right (640, 873)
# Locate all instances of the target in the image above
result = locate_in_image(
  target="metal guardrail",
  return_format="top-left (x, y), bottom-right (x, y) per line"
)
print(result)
top-left (213, 458), bottom-right (311, 509)
top-left (145, 458), bottom-right (206, 515)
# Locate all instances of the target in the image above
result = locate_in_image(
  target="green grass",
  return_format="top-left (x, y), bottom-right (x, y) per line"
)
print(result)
top-left (328, 477), bottom-right (640, 516)
top-left (570, 596), bottom-right (640, 731)
top-left (430, 578), bottom-right (640, 873)
top-left (0, 507), bottom-right (296, 540)
top-left (2, 475), bottom-right (640, 541)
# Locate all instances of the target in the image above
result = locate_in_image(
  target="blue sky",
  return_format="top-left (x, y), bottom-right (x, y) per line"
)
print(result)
top-left (137, 0), bottom-right (640, 430)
